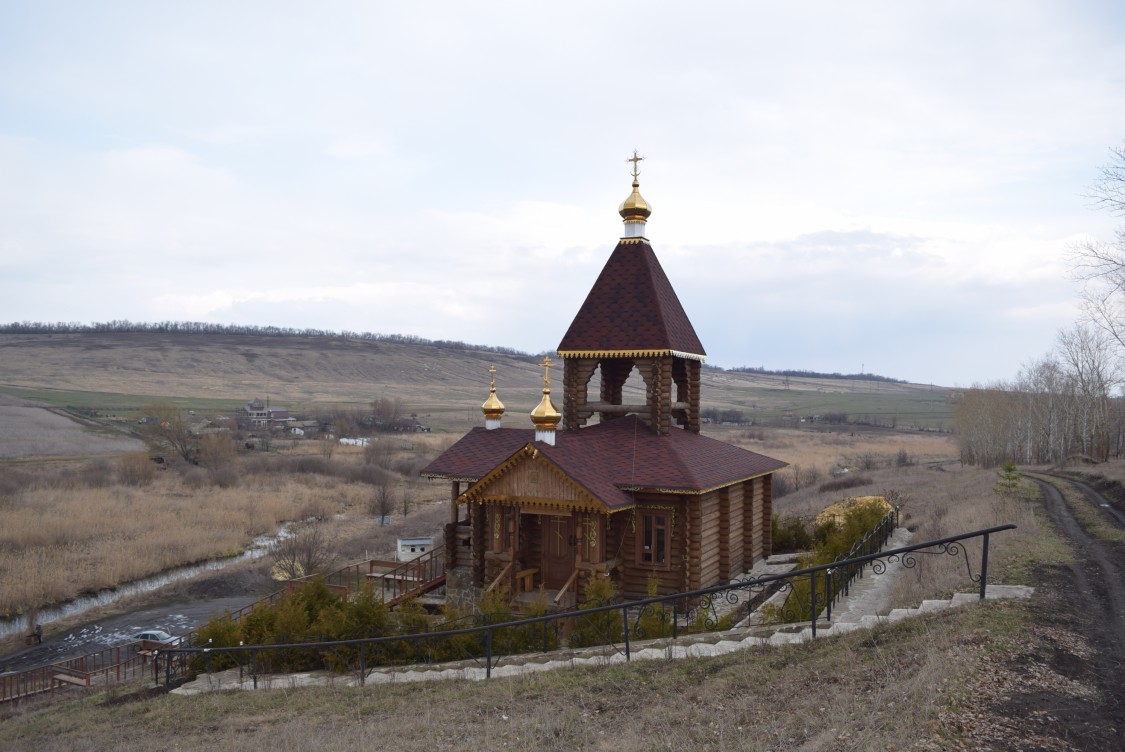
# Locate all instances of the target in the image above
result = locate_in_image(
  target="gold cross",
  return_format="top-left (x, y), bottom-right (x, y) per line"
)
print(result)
top-left (627, 150), bottom-right (644, 179)
top-left (488, 364), bottom-right (496, 390)
top-left (539, 355), bottom-right (555, 388)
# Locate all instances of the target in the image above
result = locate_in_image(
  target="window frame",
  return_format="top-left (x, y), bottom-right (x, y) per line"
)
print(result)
top-left (636, 510), bottom-right (670, 568)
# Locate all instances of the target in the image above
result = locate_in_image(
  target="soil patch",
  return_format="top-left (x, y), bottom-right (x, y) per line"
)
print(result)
top-left (1010, 479), bottom-right (1125, 749)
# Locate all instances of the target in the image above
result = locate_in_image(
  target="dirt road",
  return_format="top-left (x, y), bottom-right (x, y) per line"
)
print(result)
top-left (1023, 474), bottom-right (1125, 749)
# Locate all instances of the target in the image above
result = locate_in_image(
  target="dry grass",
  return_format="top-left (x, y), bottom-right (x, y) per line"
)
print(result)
top-left (0, 476), bottom-right (305, 617)
top-left (717, 425), bottom-right (956, 477)
top-left (0, 436), bottom-right (454, 618)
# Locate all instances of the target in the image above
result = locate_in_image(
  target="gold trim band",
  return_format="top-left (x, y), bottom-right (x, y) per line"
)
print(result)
top-left (557, 348), bottom-right (706, 362)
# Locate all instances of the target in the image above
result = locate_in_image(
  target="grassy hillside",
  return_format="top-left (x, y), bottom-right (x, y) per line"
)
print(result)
top-left (0, 332), bottom-right (954, 432)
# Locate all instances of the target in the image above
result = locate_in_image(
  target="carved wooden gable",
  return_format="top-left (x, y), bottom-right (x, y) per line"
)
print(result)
top-left (459, 446), bottom-right (605, 513)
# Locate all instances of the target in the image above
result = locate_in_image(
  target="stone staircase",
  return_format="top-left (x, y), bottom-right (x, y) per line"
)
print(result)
top-left (172, 583), bottom-right (1034, 694)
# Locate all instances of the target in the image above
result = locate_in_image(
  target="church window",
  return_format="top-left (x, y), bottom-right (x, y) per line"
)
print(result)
top-left (638, 512), bottom-right (668, 566)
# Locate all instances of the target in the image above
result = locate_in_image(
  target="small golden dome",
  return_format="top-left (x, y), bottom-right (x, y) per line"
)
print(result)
top-left (530, 356), bottom-right (561, 429)
top-left (481, 365), bottom-right (505, 420)
top-left (618, 179), bottom-right (652, 222)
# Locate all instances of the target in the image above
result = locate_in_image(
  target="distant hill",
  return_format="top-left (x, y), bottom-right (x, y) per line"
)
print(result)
top-left (0, 330), bottom-right (954, 432)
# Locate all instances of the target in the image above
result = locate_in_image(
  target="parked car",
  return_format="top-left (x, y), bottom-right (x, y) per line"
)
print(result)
top-left (134, 630), bottom-right (174, 643)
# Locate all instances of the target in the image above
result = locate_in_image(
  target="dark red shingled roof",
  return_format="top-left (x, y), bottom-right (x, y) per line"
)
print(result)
top-left (557, 240), bottom-right (706, 357)
top-left (421, 416), bottom-right (786, 510)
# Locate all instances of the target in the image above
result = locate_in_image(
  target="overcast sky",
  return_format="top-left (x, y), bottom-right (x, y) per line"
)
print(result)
top-left (2, 2), bottom-right (1124, 387)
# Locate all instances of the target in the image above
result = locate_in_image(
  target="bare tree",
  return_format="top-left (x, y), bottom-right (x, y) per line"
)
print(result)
top-left (370, 482), bottom-right (394, 524)
top-left (371, 396), bottom-right (404, 430)
top-left (270, 521), bottom-right (337, 580)
top-left (1071, 145), bottom-right (1125, 349)
top-left (1056, 323), bottom-right (1120, 461)
top-left (139, 402), bottom-right (198, 463)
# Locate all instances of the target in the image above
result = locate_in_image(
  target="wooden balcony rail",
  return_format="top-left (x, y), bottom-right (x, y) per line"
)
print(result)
top-left (485, 561), bottom-right (513, 595)
top-left (553, 569), bottom-right (580, 608)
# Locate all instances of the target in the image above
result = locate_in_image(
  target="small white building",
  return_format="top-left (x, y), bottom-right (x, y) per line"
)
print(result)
top-left (396, 537), bottom-right (434, 562)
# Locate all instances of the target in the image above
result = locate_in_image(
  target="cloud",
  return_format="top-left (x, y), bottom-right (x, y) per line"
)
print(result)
top-left (1, 2), bottom-right (1123, 387)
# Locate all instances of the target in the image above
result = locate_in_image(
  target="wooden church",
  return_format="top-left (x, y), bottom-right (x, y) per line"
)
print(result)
top-left (422, 157), bottom-right (786, 606)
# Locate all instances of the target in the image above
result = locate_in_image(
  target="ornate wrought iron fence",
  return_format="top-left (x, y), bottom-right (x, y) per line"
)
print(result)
top-left (158, 523), bottom-right (1016, 688)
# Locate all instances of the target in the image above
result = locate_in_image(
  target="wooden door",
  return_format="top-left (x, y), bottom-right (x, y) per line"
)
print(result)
top-left (541, 515), bottom-right (576, 589)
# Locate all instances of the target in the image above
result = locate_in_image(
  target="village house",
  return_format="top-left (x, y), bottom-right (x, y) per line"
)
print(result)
top-left (422, 158), bottom-right (786, 606)
top-left (239, 398), bottom-right (295, 430)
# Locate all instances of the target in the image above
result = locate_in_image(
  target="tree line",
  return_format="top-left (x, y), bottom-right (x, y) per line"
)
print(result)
top-left (0, 319), bottom-right (531, 357)
top-left (954, 324), bottom-right (1123, 466)
top-left (721, 365), bottom-right (906, 384)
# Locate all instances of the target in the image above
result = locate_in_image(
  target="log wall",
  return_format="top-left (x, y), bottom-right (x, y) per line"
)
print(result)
top-left (723, 483), bottom-right (746, 578)
top-left (692, 490), bottom-right (721, 588)
top-left (609, 496), bottom-right (687, 599)
top-left (744, 477), bottom-right (767, 564)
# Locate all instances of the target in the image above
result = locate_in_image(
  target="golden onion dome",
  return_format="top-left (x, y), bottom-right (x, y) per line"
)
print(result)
top-left (530, 356), bottom-right (562, 429)
top-left (531, 390), bottom-right (561, 428)
top-left (618, 179), bottom-right (652, 222)
top-left (481, 365), bottom-right (505, 420)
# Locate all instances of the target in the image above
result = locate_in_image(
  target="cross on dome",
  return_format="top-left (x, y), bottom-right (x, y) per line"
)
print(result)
top-left (627, 150), bottom-right (644, 179)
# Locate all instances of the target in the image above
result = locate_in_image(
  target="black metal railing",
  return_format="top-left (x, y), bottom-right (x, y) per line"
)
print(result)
top-left (156, 523), bottom-right (1016, 688)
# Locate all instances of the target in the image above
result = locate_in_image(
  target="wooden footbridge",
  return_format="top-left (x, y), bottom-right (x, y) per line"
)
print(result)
top-left (286, 547), bottom-right (447, 607)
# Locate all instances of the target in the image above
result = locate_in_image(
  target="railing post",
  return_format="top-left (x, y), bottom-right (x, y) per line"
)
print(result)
top-left (979, 533), bottom-right (990, 600)
top-left (826, 569), bottom-right (833, 621)
top-left (359, 643), bottom-right (366, 687)
top-left (485, 627), bottom-right (493, 679)
top-left (252, 650), bottom-right (258, 689)
top-left (622, 606), bottom-right (631, 662)
top-left (810, 571), bottom-right (817, 638)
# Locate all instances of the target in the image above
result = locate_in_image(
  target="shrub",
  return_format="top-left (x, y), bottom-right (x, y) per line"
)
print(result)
top-left (293, 456), bottom-right (329, 475)
top-left (771, 514), bottom-right (813, 553)
top-left (393, 457), bottom-right (423, 476)
top-left (856, 452), bottom-right (880, 471)
top-left (190, 612), bottom-right (243, 672)
top-left (209, 466), bottom-right (240, 488)
top-left (895, 448), bottom-right (914, 468)
top-left (635, 575), bottom-right (673, 639)
top-left (117, 452), bottom-right (157, 486)
top-left (198, 433), bottom-right (236, 469)
top-left (0, 468), bottom-right (34, 497)
top-left (182, 467), bottom-right (208, 489)
top-left (817, 475), bottom-right (873, 493)
top-left (568, 575), bottom-right (623, 648)
top-left (77, 460), bottom-right (114, 488)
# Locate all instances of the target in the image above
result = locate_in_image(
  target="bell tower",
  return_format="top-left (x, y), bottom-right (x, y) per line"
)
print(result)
top-left (557, 153), bottom-right (705, 436)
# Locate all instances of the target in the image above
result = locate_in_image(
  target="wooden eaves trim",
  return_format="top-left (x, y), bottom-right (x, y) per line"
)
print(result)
top-left (619, 469), bottom-right (782, 497)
